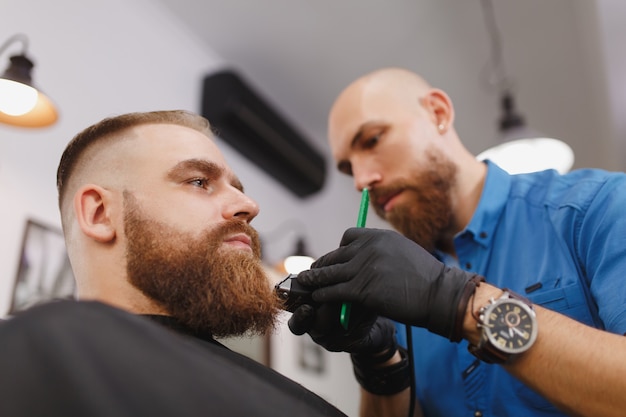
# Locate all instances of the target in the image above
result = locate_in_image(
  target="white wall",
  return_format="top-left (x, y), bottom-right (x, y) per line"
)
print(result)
top-left (0, 1), bottom-right (368, 414)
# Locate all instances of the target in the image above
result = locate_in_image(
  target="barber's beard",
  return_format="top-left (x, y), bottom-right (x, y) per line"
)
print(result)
top-left (371, 149), bottom-right (456, 253)
top-left (123, 197), bottom-right (281, 338)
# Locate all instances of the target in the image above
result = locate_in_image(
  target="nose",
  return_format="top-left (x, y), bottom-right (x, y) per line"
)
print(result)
top-left (352, 163), bottom-right (382, 192)
top-left (224, 188), bottom-right (260, 223)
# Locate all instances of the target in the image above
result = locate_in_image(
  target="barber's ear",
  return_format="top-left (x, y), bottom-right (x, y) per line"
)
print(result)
top-left (421, 88), bottom-right (455, 134)
top-left (73, 185), bottom-right (117, 243)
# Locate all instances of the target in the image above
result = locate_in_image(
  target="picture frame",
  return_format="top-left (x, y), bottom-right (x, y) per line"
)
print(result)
top-left (9, 219), bottom-right (75, 315)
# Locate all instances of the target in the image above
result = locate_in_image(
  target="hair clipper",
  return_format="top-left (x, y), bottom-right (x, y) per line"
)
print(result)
top-left (274, 274), bottom-right (317, 313)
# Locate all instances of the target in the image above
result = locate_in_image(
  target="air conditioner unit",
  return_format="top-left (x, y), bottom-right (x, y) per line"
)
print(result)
top-left (201, 69), bottom-right (326, 198)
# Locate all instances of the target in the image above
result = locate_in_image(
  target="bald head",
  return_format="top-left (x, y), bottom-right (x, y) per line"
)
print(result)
top-left (326, 68), bottom-right (457, 178)
top-left (335, 67), bottom-right (433, 106)
top-left (329, 68), bottom-right (433, 135)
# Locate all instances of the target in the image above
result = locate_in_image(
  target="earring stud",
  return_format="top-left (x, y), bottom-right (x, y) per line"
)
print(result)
top-left (438, 124), bottom-right (445, 132)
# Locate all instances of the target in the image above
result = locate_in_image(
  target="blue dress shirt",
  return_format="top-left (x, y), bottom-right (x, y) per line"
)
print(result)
top-left (396, 161), bottom-right (626, 417)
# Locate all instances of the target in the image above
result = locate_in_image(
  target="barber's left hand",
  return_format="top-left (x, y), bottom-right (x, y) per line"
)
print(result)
top-left (297, 227), bottom-right (474, 341)
top-left (288, 303), bottom-right (397, 355)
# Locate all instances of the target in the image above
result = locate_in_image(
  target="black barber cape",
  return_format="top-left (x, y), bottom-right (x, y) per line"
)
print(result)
top-left (0, 300), bottom-right (347, 417)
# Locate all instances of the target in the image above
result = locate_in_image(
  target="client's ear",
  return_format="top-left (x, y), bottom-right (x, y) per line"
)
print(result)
top-left (74, 184), bottom-right (117, 243)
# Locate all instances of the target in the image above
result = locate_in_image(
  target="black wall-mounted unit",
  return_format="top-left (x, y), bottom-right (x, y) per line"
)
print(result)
top-left (201, 69), bottom-right (326, 198)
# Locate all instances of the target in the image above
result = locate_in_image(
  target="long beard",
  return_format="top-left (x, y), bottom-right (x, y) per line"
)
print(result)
top-left (370, 148), bottom-right (456, 252)
top-left (123, 196), bottom-right (281, 338)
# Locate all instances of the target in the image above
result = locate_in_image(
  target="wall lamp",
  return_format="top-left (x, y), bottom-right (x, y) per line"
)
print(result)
top-left (0, 33), bottom-right (58, 128)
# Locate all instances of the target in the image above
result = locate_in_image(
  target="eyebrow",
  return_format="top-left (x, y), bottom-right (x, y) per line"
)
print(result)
top-left (167, 159), bottom-right (244, 192)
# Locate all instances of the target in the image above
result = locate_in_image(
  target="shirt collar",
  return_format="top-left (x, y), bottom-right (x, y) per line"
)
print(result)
top-left (458, 160), bottom-right (511, 248)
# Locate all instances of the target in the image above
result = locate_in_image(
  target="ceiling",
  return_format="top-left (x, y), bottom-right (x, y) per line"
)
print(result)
top-left (156, 0), bottom-right (626, 171)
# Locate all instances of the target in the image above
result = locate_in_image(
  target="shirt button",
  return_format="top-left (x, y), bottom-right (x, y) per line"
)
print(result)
top-left (479, 231), bottom-right (487, 238)
top-left (474, 411), bottom-right (483, 417)
top-left (465, 262), bottom-right (472, 269)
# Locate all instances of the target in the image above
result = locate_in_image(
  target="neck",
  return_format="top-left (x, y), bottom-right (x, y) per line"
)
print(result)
top-left (441, 157), bottom-right (488, 257)
top-left (77, 274), bottom-right (169, 316)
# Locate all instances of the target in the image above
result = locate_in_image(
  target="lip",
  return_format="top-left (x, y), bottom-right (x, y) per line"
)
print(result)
top-left (223, 233), bottom-right (253, 251)
top-left (376, 190), bottom-right (403, 213)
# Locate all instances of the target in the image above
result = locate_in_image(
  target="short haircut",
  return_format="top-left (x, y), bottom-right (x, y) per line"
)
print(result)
top-left (56, 110), bottom-right (213, 209)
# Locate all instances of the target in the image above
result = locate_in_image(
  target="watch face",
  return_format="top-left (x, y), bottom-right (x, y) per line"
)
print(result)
top-left (483, 298), bottom-right (538, 354)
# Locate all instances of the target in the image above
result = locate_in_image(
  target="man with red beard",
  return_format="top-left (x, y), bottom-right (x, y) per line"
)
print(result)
top-left (287, 68), bottom-right (626, 417)
top-left (0, 110), bottom-right (346, 417)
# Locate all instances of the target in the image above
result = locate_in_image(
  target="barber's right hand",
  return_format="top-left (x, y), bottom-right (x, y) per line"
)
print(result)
top-left (296, 227), bottom-right (475, 342)
top-left (287, 303), bottom-right (397, 356)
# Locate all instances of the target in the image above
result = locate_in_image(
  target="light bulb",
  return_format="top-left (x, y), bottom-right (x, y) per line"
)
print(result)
top-left (0, 79), bottom-right (38, 116)
top-left (477, 137), bottom-right (574, 174)
top-left (283, 255), bottom-right (315, 274)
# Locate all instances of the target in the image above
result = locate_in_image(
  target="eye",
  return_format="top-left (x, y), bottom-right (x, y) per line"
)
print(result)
top-left (189, 178), bottom-right (207, 187)
top-left (188, 178), bottom-right (215, 193)
top-left (362, 134), bottom-right (380, 149)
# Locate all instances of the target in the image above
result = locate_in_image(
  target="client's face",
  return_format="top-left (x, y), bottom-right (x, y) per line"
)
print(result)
top-left (123, 193), bottom-right (282, 337)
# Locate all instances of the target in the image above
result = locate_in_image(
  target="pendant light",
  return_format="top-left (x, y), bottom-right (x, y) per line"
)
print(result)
top-left (475, 0), bottom-right (574, 174)
top-left (282, 237), bottom-right (315, 275)
top-left (0, 33), bottom-right (58, 128)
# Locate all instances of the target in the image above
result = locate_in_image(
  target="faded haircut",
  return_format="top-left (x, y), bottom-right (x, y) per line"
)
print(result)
top-left (56, 110), bottom-right (213, 210)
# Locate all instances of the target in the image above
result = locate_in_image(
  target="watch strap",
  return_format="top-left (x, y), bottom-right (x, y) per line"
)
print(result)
top-left (450, 274), bottom-right (486, 343)
top-left (502, 288), bottom-right (533, 307)
top-left (468, 337), bottom-right (510, 364)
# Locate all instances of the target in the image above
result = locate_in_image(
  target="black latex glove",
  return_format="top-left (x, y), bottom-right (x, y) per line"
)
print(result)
top-left (297, 227), bottom-right (474, 341)
top-left (288, 303), bottom-right (397, 356)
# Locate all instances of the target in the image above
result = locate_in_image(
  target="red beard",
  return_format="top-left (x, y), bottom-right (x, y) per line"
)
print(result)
top-left (123, 194), bottom-right (282, 337)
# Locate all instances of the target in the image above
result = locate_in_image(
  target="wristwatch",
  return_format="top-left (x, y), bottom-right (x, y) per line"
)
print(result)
top-left (468, 289), bottom-right (538, 364)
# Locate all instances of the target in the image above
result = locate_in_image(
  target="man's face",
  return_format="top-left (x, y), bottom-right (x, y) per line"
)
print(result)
top-left (112, 124), bottom-right (281, 336)
top-left (328, 80), bottom-right (457, 251)
top-left (123, 190), bottom-right (282, 338)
